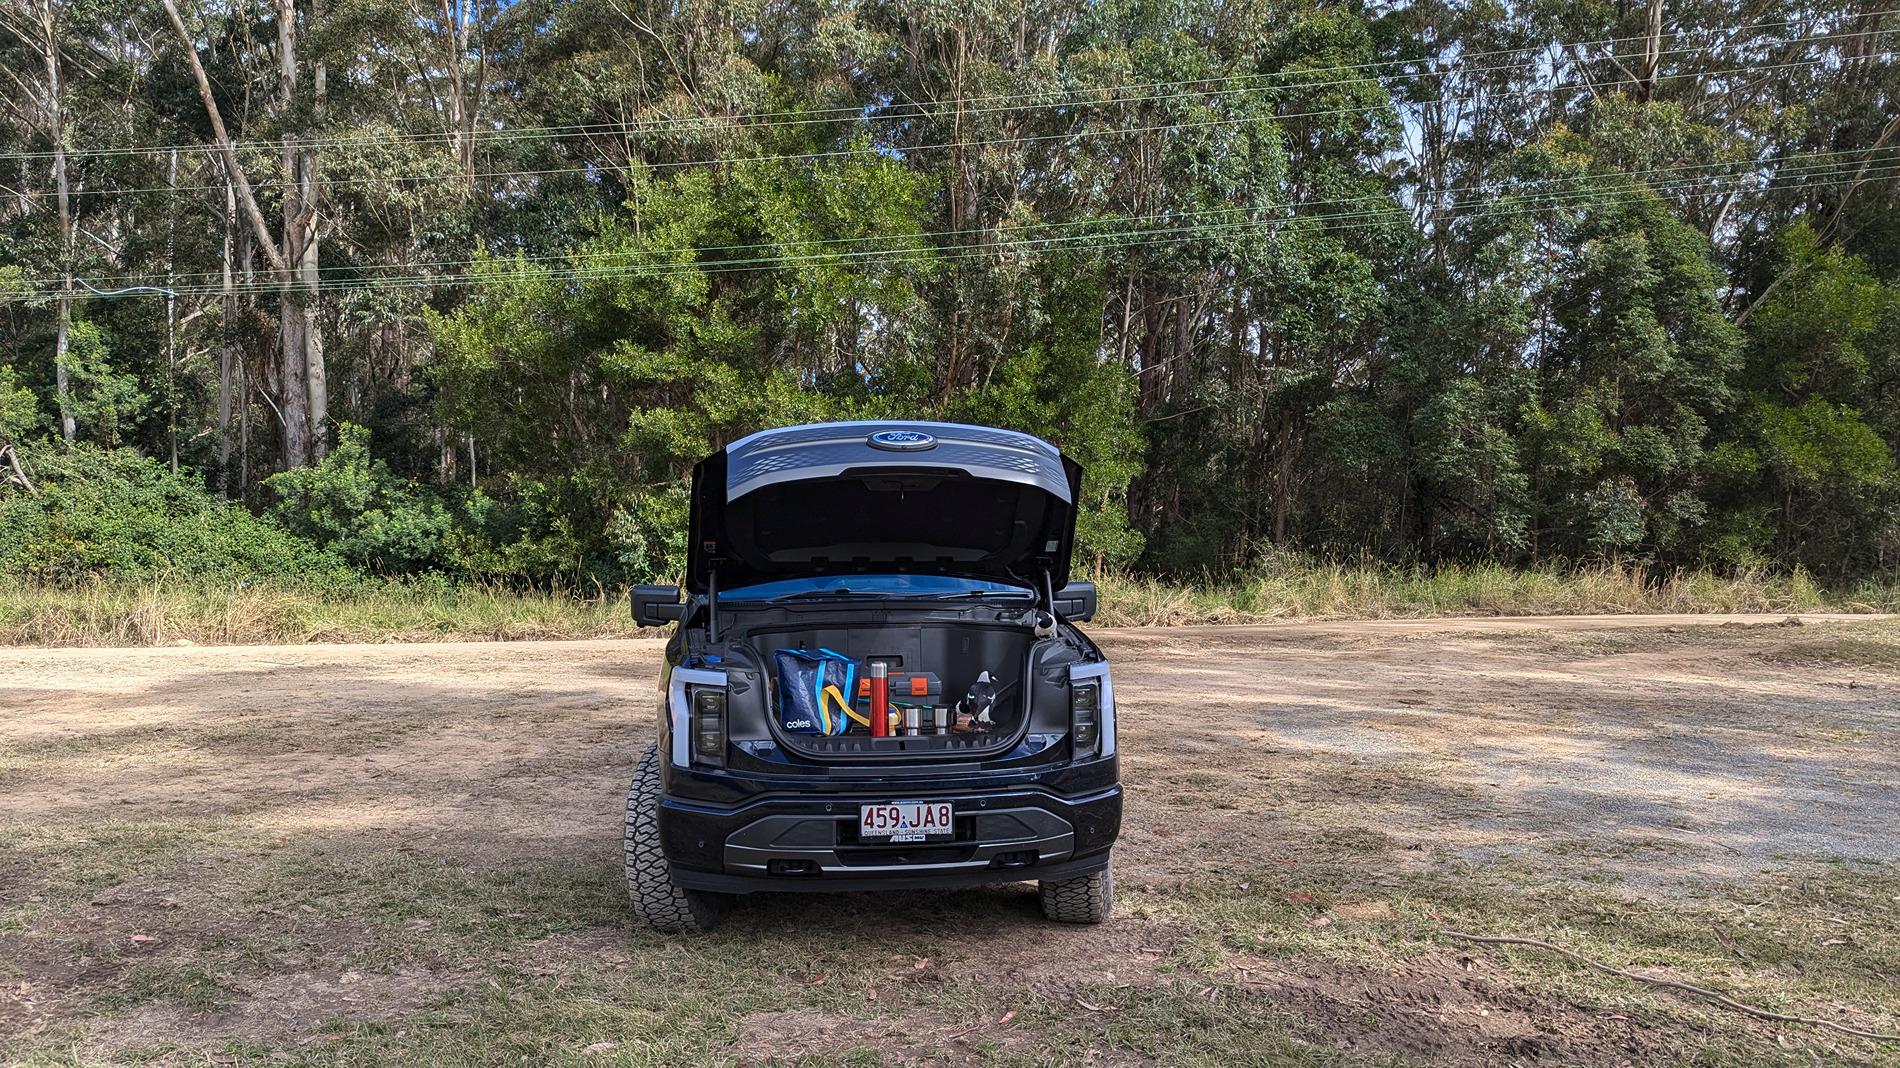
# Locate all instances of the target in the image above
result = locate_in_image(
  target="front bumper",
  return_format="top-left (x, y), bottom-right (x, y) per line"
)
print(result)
top-left (659, 784), bottom-right (1122, 894)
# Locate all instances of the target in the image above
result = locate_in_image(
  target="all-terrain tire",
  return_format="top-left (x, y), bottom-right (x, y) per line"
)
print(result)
top-left (1039, 864), bottom-right (1113, 924)
top-left (624, 742), bottom-right (733, 933)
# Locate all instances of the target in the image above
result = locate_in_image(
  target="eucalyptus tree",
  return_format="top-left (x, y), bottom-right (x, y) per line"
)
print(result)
top-left (1, 0), bottom-right (1897, 586)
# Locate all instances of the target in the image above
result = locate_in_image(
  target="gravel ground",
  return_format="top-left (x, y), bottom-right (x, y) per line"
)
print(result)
top-left (2, 613), bottom-right (1896, 1065)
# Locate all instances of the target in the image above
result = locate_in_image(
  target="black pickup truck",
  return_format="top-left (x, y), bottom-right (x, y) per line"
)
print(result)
top-left (623, 421), bottom-right (1121, 932)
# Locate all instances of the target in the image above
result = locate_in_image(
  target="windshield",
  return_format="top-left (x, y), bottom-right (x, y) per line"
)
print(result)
top-left (722, 574), bottom-right (1035, 601)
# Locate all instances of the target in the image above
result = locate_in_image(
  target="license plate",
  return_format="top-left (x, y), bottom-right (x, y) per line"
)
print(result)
top-left (858, 801), bottom-right (954, 843)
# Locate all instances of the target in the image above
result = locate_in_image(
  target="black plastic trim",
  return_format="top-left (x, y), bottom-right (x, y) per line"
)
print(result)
top-left (670, 850), bottom-right (1110, 894)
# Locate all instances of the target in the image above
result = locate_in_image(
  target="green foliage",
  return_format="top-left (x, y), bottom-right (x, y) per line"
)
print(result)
top-left (1717, 224), bottom-right (1900, 575)
top-left (59, 320), bottom-right (147, 448)
top-left (1748, 224), bottom-right (1888, 399)
top-left (1756, 397), bottom-right (1892, 491)
top-left (948, 281), bottom-right (1147, 571)
top-left (3, 0), bottom-right (1899, 596)
top-left (607, 486), bottom-right (691, 585)
top-left (1414, 379), bottom-right (1530, 553)
top-left (1491, 138), bottom-right (1745, 562)
top-left (0, 445), bottom-right (350, 583)
top-left (427, 147), bottom-right (1152, 582)
top-left (267, 424), bottom-right (454, 574)
top-left (264, 424), bottom-right (677, 584)
top-left (0, 364), bottom-right (39, 445)
top-left (447, 479), bottom-right (605, 584)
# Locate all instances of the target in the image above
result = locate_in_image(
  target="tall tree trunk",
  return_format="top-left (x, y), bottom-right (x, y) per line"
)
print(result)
top-left (302, 0), bottom-right (328, 458)
top-left (298, 175), bottom-right (325, 460)
top-left (437, 0), bottom-right (487, 184)
top-left (38, 0), bottom-right (75, 443)
top-left (240, 199), bottom-right (256, 502)
top-left (239, 354), bottom-right (251, 499)
top-left (435, 425), bottom-right (456, 483)
top-left (1636, 0), bottom-right (1664, 102)
top-left (160, 0), bottom-right (304, 470)
top-left (277, 0), bottom-right (311, 469)
top-left (1271, 428), bottom-right (1295, 546)
top-left (160, 0), bottom-right (285, 276)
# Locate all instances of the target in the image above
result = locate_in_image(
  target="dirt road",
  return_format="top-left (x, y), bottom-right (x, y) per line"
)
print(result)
top-left (4, 615), bottom-right (1897, 1065)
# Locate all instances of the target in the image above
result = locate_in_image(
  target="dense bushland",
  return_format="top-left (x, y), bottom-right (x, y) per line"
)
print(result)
top-left (1, 434), bottom-right (1890, 647)
top-left (2, 1), bottom-right (1897, 602)
top-left (0, 444), bottom-right (350, 584)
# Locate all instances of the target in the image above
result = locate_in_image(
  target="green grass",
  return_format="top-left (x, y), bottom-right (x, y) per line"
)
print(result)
top-left (2, 560), bottom-right (1895, 647)
top-left (96, 962), bottom-right (232, 1014)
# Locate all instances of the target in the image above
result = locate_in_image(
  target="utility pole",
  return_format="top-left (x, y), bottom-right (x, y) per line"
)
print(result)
top-left (217, 164), bottom-right (236, 493)
top-left (166, 147), bottom-right (179, 474)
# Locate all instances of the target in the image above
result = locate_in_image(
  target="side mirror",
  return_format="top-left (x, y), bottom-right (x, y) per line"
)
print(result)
top-left (1052, 580), bottom-right (1097, 623)
top-left (631, 584), bottom-right (685, 628)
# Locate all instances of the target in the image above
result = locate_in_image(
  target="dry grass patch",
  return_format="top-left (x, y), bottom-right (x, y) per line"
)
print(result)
top-left (1126, 857), bottom-right (1900, 1066)
top-left (1093, 560), bottom-right (1899, 627)
top-left (0, 578), bottom-right (641, 647)
top-left (1761, 621), bottom-right (1900, 670)
top-left (5, 564), bottom-right (1898, 648)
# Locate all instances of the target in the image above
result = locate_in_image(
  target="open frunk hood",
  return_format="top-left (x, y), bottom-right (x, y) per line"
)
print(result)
top-left (685, 421), bottom-right (1082, 594)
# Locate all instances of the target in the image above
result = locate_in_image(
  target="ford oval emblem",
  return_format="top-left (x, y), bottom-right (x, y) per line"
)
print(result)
top-left (868, 429), bottom-right (937, 451)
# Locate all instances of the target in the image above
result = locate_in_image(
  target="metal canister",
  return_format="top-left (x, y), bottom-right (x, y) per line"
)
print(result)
top-left (903, 706), bottom-right (922, 737)
top-left (933, 706), bottom-right (950, 735)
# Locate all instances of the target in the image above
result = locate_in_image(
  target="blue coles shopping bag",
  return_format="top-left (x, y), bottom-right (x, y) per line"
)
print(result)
top-left (772, 648), bottom-right (858, 735)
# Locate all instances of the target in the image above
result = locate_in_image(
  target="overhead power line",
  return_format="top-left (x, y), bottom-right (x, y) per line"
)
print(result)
top-left (27, 144), bottom-right (1891, 291)
top-left (21, 156), bottom-right (1895, 304)
top-left (38, 154), bottom-right (1900, 298)
top-left (45, 47), bottom-right (1883, 202)
top-left (1, 15), bottom-right (1886, 166)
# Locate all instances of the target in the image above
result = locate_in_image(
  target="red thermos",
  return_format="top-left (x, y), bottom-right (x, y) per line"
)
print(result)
top-left (869, 661), bottom-right (890, 737)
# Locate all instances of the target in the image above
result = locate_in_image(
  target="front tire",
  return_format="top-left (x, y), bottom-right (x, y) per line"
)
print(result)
top-left (1039, 863), bottom-right (1113, 924)
top-left (624, 742), bottom-right (733, 933)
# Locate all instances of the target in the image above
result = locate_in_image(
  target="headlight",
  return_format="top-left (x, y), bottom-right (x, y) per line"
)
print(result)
top-left (691, 687), bottom-right (726, 760)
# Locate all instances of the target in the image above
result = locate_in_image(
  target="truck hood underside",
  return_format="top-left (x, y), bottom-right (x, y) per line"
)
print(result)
top-left (686, 421), bottom-right (1082, 594)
